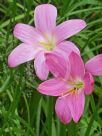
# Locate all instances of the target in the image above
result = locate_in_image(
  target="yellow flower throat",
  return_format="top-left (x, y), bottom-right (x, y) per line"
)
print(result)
top-left (39, 34), bottom-right (56, 51)
top-left (62, 80), bottom-right (84, 96)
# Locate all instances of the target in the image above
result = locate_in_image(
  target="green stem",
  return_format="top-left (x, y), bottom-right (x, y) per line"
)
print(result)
top-left (0, 75), bottom-right (11, 93)
top-left (48, 97), bottom-right (53, 136)
top-left (85, 95), bottom-right (98, 136)
top-left (67, 121), bottom-right (77, 136)
top-left (59, 123), bottom-right (66, 136)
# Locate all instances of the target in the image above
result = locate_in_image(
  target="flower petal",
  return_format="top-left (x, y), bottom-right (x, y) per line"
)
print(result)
top-left (55, 97), bottom-right (72, 124)
top-left (13, 23), bottom-right (42, 45)
top-left (55, 41), bottom-right (80, 56)
top-left (55, 19), bottom-right (86, 43)
top-left (85, 54), bottom-right (102, 75)
top-left (83, 72), bottom-right (94, 95)
top-left (69, 52), bottom-right (85, 79)
top-left (37, 78), bottom-right (68, 96)
top-left (8, 43), bottom-right (41, 67)
top-left (34, 4), bottom-right (57, 34)
top-left (45, 52), bottom-right (70, 79)
top-left (34, 51), bottom-right (49, 80)
top-left (67, 91), bottom-right (85, 123)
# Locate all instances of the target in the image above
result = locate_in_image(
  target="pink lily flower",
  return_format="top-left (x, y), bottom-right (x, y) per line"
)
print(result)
top-left (8, 4), bottom-right (86, 80)
top-left (38, 52), bottom-right (102, 124)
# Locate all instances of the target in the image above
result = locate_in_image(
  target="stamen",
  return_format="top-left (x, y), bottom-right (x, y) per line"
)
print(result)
top-left (61, 88), bottom-right (77, 96)
top-left (61, 79), bottom-right (84, 97)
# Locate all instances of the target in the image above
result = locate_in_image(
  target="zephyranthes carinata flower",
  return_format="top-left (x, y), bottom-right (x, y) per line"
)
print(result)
top-left (38, 52), bottom-right (102, 124)
top-left (8, 4), bottom-right (86, 80)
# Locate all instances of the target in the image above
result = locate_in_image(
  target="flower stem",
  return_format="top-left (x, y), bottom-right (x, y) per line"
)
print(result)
top-left (48, 97), bottom-right (53, 136)
top-left (67, 121), bottom-right (77, 136)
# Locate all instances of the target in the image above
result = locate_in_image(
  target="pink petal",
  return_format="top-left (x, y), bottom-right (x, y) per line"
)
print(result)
top-left (34, 4), bottom-right (57, 34)
top-left (13, 23), bottom-right (42, 45)
top-left (55, 41), bottom-right (80, 56)
top-left (45, 52), bottom-right (70, 79)
top-left (69, 52), bottom-right (85, 79)
top-left (83, 72), bottom-right (94, 95)
top-left (34, 51), bottom-right (49, 80)
top-left (85, 54), bottom-right (102, 75)
top-left (37, 78), bottom-right (68, 96)
top-left (8, 43), bottom-right (41, 67)
top-left (67, 90), bottom-right (85, 123)
top-left (55, 19), bottom-right (86, 43)
top-left (55, 97), bottom-right (72, 124)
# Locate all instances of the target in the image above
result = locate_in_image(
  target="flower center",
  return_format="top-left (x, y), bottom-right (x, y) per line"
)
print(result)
top-left (39, 34), bottom-right (56, 51)
top-left (74, 80), bottom-right (84, 90)
top-left (62, 80), bottom-right (84, 96)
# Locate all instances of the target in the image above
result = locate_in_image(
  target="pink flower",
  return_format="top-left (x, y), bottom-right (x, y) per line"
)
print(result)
top-left (8, 4), bottom-right (86, 80)
top-left (38, 52), bottom-right (102, 124)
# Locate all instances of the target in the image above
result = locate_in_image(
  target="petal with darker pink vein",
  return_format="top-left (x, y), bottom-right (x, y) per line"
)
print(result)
top-left (37, 78), bottom-right (68, 96)
top-left (55, 41), bottom-right (80, 56)
top-left (45, 52), bottom-right (70, 79)
top-left (83, 72), bottom-right (94, 95)
top-left (13, 23), bottom-right (42, 45)
top-left (34, 4), bottom-right (57, 33)
top-left (85, 54), bottom-right (102, 76)
top-left (66, 90), bottom-right (85, 123)
top-left (34, 51), bottom-right (49, 80)
top-left (55, 97), bottom-right (72, 124)
top-left (55, 19), bottom-right (86, 43)
top-left (69, 52), bottom-right (85, 79)
top-left (8, 43), bottom-right (41, 67)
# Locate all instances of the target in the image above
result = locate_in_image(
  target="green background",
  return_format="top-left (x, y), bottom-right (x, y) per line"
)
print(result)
top-left (0, 0), bottom-right (102, 135)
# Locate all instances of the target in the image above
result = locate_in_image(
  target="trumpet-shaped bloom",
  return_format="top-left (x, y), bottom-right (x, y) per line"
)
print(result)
top-left (38, 52), bottom-right (102, 124)
top-left (8, 4), bottom-right (86, 80)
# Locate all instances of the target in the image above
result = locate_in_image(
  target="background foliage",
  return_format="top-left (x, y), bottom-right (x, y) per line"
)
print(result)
top-left (0, 0), bottom-right (102, 135)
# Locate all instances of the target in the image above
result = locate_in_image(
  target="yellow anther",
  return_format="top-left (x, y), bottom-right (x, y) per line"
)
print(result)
top-left (62, 88), bottom-right (77, 96)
